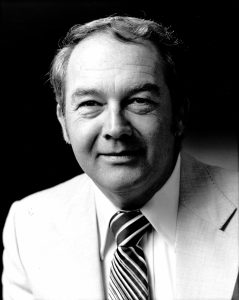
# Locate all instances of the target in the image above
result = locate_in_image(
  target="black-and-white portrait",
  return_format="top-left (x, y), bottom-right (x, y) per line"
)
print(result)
top-left (1, 1), bottom-right (238, 299)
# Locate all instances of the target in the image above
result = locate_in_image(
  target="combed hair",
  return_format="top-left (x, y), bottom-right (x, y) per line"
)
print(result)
top-left (50, 16), bottom-right (186, 115)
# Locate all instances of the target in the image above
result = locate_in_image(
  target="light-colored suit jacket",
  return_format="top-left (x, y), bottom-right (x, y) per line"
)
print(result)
top-left (2, 153), bottom-right (238, 300)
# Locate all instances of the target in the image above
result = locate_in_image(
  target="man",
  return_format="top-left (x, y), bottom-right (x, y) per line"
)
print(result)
top-left (2, 16), bottom-right (238, 300)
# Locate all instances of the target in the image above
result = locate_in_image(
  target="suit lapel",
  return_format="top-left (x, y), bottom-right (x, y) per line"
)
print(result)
top-left (175, 153), bottom-right (238, 300)
top-left (63, 175), bottom-right (105, 300)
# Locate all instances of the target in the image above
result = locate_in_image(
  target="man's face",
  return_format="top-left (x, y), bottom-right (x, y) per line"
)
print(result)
top-left (58, 33), bottom-right (176, 209)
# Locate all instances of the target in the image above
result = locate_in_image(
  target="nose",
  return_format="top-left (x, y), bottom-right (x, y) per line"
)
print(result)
top-left (102, 105), bottom-right (132, 140)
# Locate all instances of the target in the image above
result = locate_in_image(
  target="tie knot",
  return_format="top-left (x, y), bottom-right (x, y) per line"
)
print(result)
top-left (110, 210), bottom-right (150, 247)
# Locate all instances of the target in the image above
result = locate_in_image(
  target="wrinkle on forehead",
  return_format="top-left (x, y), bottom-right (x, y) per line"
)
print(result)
top-left (66, 65), bottom-right (163, 94)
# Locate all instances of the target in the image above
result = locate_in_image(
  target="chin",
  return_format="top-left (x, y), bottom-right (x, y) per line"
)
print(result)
top-left (96, 172), bottom-right (148, 199)
top-left (101, 177), bottom-right (139, 193)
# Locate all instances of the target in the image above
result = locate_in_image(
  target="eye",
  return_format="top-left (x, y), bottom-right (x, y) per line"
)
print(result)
top-left (132, 98), bottom-right (148, 104)
top-left (77, 100), bottom-right (102, 107)
top-left (127, 98), bottom-right (158, 114)
top-left (74, 100), bottom-right (103, 118)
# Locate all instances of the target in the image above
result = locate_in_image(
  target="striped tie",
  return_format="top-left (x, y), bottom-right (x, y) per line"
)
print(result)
top-left (108, 210), bottom-right (151, 300)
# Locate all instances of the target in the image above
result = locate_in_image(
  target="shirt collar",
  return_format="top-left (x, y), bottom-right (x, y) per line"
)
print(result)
top-left (94, 155), bottom-right (181, 259)
top-left (141, 155), bottom-right (181, 246)
top-left (93, 182), bottom-right (118, 259)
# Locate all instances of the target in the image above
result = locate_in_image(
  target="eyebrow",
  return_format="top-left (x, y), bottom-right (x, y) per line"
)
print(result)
top-left (71, 83), bottom-right (161, 103)
top-left (72, 88), bottom-right (101, 100)
top-left (126, 83), bottom-right (161, 98)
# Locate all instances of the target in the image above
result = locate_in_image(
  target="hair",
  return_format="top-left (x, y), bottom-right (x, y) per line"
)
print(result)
top-left (50, 15), bottom-right (188, 113)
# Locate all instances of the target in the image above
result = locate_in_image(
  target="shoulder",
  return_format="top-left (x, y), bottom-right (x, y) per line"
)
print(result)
top-left (5, 173), bottom-right (94, 226)
top-left (181, 151), bottom-right (238, 208)
top-left (205, 162), bottom-right (238, 207)
top-left (22, 173), bottom-right (90, 201)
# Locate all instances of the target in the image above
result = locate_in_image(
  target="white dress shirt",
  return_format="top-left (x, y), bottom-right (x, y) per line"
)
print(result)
top-left (93, 155), bottom-right (181, 299)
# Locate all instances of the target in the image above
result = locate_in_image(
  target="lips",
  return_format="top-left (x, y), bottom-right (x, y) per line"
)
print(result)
top-left (102, 150), bottom-right (137, 156)
top-left (98, 149), bottom-right (143, 163)
top-left (99, 149), bottom-right (143, 156)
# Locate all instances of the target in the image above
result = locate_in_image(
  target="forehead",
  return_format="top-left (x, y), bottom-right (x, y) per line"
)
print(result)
top-left (67, 32), bottom-right (163, 76)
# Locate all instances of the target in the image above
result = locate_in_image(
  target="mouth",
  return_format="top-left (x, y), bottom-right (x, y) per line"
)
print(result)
top-left (103, 150), bottom-right (138, 156)
top-left (99, 149), bottom-right (143, 163)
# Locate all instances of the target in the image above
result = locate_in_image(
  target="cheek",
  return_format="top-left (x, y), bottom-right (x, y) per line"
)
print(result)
top-left (67, 119), bottom-right (100, 157)
top-left (136, 112), bottom-right (172, 137)
top-left (141, 115), bottom-right (174, 154)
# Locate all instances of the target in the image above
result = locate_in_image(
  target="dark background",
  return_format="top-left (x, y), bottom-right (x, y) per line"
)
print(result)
top-left (1, 0), bottom-right (237, 274)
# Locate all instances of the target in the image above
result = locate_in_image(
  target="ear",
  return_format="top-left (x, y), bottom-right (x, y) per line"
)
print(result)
top-left (175, 119), bottom-right (184, 137)
top-left (174, 97), bottom-right (190, 137)
top-left (56, 104), bottom-right (71, 144)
